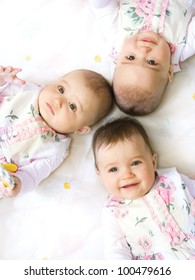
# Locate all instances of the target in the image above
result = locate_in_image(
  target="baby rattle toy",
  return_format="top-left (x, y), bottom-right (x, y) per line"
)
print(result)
top-left (0, 163), bottom-right (18, 189)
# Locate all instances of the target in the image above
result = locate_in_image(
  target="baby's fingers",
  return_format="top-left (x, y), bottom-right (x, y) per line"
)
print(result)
top-left (0, 65), bottom-right (14, 74)
top-left (0, 65), bottom-right (25, 85)
top-left (0, 182), bottom-right (10, 197)
top-left (9, 68), bottom-right (26, 85)
top-left (0, 181), bottom-right (19, 198)
top-left (9, 67), bottom-right (25, 85)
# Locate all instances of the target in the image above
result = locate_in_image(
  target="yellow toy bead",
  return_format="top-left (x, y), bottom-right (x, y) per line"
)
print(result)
top-left (2, 163), bottom-right (18, 172)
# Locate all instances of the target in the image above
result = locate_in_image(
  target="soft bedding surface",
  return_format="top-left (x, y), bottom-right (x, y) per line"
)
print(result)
top-left (0, 0), bottom-right (195, 260)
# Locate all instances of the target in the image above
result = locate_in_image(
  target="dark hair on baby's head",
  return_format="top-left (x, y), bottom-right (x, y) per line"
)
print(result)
top-left (92, 117), bottom-right (153, 169)
top-left (74, 69), bottom-right (114, 125)
top-left (113, 77), bottom-right (168, 116)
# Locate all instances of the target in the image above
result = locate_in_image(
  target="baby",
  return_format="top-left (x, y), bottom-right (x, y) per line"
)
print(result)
top-left (92, 117), bottom-right (195, 259)
top-left (90, 0), bottom-right (195, 115)
top-left (0, 65), bottom-right (113, 198)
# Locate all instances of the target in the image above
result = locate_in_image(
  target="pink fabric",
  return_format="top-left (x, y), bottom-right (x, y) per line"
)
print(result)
top-left (0, 116), bottom-right (56, 146)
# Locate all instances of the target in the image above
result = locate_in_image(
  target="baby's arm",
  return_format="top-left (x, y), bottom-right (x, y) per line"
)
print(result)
top-left (16, 156), bottom-right (65, 194)
top-left (89, 0), bottom-right (118, 13)
top-left (0, 156), bottom-right (64, 198)
top-left (180, 17), bottom-right (195, 62)
top-left (0, 65), bottom-right (25, 86)
top-left (181, 174), bottom-right (195, 216)
top-left (102, 208), bottom-right (132, 259)
top-left (88, 0), bottom-right (119, 51)
top-left (181, 174), bottom-right (195, 196)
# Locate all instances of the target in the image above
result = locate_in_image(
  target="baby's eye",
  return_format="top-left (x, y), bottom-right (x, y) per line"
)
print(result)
top-left (69, 103), bottom-right (76, 111)
top-left (108, 167), bottom-right (118, 173)
top-left (126, 55), bottom-right (135, 60)
top-left (147, 60), bottom-right (157, 65)
top-left (58, 86), bottom-right (64, 94)
top-left (131, 161), bottom-right (141, 166)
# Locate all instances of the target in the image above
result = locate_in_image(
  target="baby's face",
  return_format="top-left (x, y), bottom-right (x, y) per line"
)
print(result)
top-left (114, 31), bottom-right (173, 93)
top-left (38, 71), bottom-right (96, 134)
top-left (96, 135), bottom-right (157, 200)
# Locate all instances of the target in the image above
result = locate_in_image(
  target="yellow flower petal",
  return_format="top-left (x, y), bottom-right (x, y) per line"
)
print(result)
top-left (25, 55), bottom-right (31, 61)
top-left (94, 55), bottom-right (101, 62)
top-left (64, 182), bottom-right (71, 189)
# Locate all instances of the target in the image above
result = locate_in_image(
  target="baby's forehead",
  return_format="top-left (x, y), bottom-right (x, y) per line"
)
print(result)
top-left (52, 76), bottom-right (67, 85)
top-left (58, 75), bottom-right (70, 82)
top-left (96, 132), bottom-right (150, 151)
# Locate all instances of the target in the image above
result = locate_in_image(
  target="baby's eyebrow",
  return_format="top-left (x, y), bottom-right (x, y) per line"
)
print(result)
top-left (144, 64), bottom-right (161, 72)
top-left (103, 162), bottom-right (118, 169)
top-left (123, 61), bottom-right (161, 72)
top-left (75, 95), bottom-right (83, 112)
top-left (60, 79), bottom-right (69, 86)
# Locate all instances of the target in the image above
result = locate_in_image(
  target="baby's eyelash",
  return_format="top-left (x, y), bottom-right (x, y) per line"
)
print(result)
top-left (147, 59), bottom-right (158, 65)
top-left (108, 167), bottom-right (118, 173)
top-left (126, 55), bottom-right (135, 60)
top-left (131, 160), bottom-right (142, 166)
top-left (69, 103), bottom-right (76, 111)
top-left (58, 86), bottom-right (64, 94)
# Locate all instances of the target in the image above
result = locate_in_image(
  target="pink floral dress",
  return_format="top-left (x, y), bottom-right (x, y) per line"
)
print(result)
top-left (114, 0), bottom-right (193, 72)
top-left (105, 168), bottom-right (195, 260)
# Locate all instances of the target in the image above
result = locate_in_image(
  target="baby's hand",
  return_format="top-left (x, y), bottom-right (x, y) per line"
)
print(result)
top-left (0, 65), bottom-right (25, 86)
top-left (0, 176), bottom-right (21, 198)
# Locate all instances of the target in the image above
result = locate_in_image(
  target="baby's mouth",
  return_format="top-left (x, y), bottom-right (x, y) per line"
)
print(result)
top-left (46, 102), bottom-right (55, 115)
top-left (141, 38), bottom-right (156, 44)
top-left (121, 182), bottom-right (139, 189)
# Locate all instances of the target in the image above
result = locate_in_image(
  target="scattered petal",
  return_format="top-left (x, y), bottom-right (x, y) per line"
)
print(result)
top-left (64, 182), bottom-right (71, 189)
top-left (25, 56), bottom-right (31, 61)
top-left (94, 55), bottom-right (101, 62)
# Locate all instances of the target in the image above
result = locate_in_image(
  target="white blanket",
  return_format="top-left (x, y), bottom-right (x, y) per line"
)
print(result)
top-left (0, 0), bottom-right (195, 260)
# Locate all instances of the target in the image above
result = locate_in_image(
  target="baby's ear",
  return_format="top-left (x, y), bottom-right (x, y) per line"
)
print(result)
top-left (168, 65), bottom-right (174, 82)
top-left (152, 153), bottom-right (158, 170)
top-left (96, 168), bottom-right (100, 175)
top-left (74, 126), bottom-right (91, 135)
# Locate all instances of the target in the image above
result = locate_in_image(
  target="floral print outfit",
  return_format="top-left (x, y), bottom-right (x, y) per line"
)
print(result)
top-left (0, 82), bottom-right (70, 192)
top-left (104, 168), bottom-right (195, 260)
top-left (115, 0), bottom-right (193, 72)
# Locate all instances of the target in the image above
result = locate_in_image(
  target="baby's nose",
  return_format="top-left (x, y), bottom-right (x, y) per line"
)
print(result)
top-left (139, 46), bottom-right (152, 53)
top-left (54, 97), bottom-right (63, 109)
top-left (122, 168), bottom-right (134, 180)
